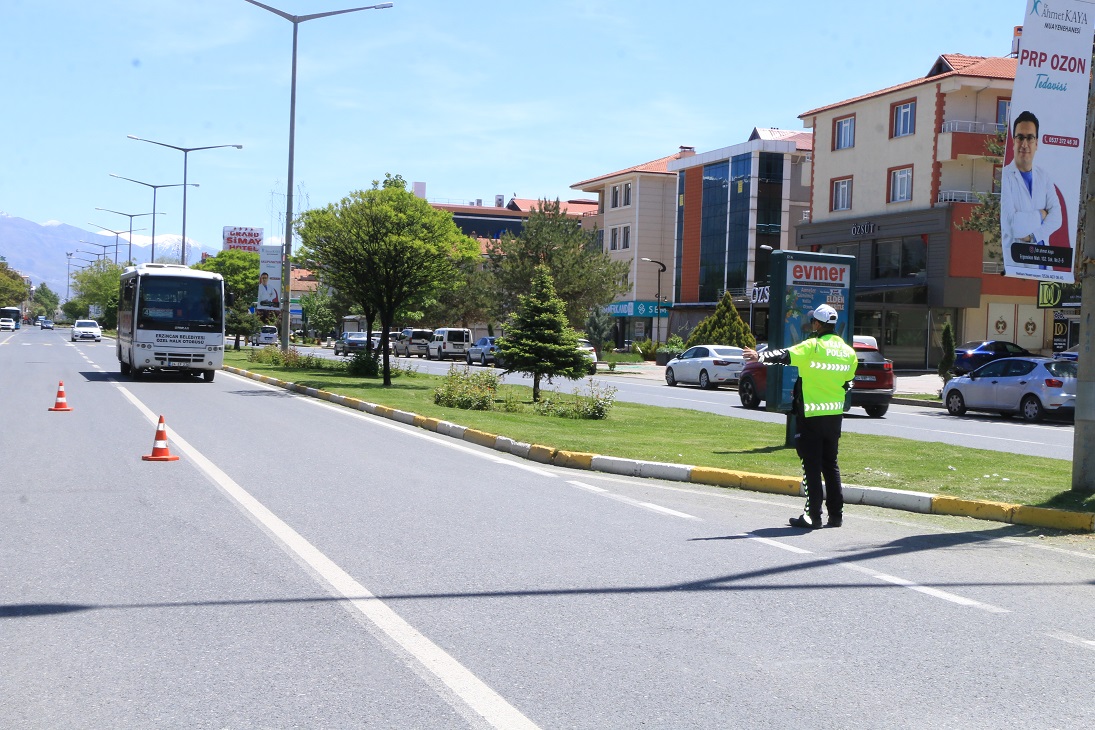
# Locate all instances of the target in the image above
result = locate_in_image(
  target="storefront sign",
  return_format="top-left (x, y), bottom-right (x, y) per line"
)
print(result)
top-left (1037, 280), bottom-right (1082, 308)
top-left (223, 226), bottom-right (263, 253)
top-left (850, 221), bottom-right (876, 237)
top-left (605, 300), bottom-right (669, 317)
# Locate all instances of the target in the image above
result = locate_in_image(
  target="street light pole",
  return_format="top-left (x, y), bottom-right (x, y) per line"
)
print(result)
top-left (243, 0), bottom-right (394, 351)
top-left (78, 241), bottom-right (111, 260)
top-left (126, 136), bottom-right (242, 265)
top-left (95, 208), bottom-right (161, 265)
top-left (641, 257), bottom-right (667, 343)
top-left (110, 175), bottom-right (197, 263)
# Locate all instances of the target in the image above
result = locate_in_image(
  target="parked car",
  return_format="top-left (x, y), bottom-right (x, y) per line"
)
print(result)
top-left (737, 341), bottom-right (895, 417)
top-left (427, 327), bottom-right (472, 360)
top-left (40, 319), bottom-right (54, 330)
top-left (250, 325), bottom-right (278, 346)
top-left (334, 332), bottom-right (371, 356)
top-left (466, 336), bottom-right (500, 366)
top-left (393, 328), bottom-right (433, 357)
top-left (370, 331), bottom-right (399, 351)
top-left (1053, 345), bottom-right (1079, 362)
top-left (942, 356), bottom-right (1076, 422)
top-left (0, 318), bottom-right (14, 332)
top-left (952, 340), bottom-right (1033, 375)
top-left (577, 338), bottom-right (598, 374)
top-left (665, 345), bottom-right (744, 389)
top-left (71, 319), bottom-right (102, 342)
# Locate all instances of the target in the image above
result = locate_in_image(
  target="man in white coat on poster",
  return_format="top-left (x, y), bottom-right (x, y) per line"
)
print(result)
top-left (1001, 110), bottom-right (1062, 261)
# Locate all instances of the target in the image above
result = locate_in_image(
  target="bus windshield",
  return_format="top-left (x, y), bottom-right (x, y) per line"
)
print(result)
top-left (137, 276), bottom-right (222, 332)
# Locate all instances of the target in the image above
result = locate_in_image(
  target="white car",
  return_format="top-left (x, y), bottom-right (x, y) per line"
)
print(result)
top-left (665, 345), bottom-right (744, 389)
top-left (250, 325), bottom-right (278, 346)
top-left (577, 338), bottom-right (598, 374)
top-left (0, 318), bottom-right (14, 332)
top-left (71, 319), bottom-right (102, 342)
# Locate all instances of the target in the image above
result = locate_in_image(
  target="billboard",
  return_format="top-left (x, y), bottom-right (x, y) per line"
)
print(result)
top-left (257, 244), bottom-right (282, 312)
top-left (223, 226), bottom-right (263, 253)
top-left (767, 251), bottom-right (857, 350)
top-left (1001, 0), bottom-right (1095, 283)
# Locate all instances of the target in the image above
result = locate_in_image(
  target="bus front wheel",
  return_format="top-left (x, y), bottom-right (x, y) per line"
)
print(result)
top-left (203, 370), bottom-right (216, 382)
top-left (120, 361), bottom-right (131, 375)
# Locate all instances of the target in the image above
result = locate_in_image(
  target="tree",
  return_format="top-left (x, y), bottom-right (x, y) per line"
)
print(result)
top-left (938, 321), bottom-right (956, 383)
top-left (32, 282), bottom-right (60, 319)
top-left (225, 299), bottom-right (262, 350)
top-left (300, 287), bottom-right (337, 341)
top-left (497, 265), bottom-right (590, 402)
top-left (0, 262), bottom-right (30, 306)
top-left (955, 129), bottom-right (1006, 267)
top-left (684, 290), bottom-right (756, 349)
top-left (193, 249), bottom-right (262, 348)
top-left (70, 259), bottom-right (124, 328)
top-left (584, 306), bottom-right (615, 356)
top-left (417, 260), bottom-right (494, 329)
top-left (486, 199), bottom-right (630, 329)
top-left (296, 173), bottom-right (479, 385)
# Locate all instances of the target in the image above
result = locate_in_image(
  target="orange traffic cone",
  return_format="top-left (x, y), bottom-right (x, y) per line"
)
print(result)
top-left (142, 415), bottom-right (180, 462)
top-left (48, 381), bottom-right (73, 412)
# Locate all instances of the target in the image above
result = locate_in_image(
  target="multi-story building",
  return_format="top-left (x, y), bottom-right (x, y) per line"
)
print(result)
top-left (796, 53), bottom-right (1037, 368)
top-left (572, 149), bottom-right (695, 344)
top-left (665, 128), bottom-right (813, 342)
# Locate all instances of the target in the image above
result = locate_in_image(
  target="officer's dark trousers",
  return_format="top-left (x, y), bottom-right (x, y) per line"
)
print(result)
top-left (794, 414), bottom-right (844, 520)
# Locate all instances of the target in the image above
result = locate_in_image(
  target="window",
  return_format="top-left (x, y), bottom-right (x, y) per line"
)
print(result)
top-left (597, 229), bottom-right (605, 251)
top-left (888, 166), bottom-right (912, 203)
top-left (623, 182), bottom-right (632, 206)
top-left (610, 227), bottom-right (619, 250)
top-left (996, 98), bottom-right (1011, 128)
top-left (891, 99), bottom-right (916, 138)
top-left (621, 225), bottom-right (631, 249)
top-left (833, 115), bottom-right (855, 150)
top-left (992, 164), bottom-right (1002, 195)
top-left (872, 236), bottom-right (926, 280)
top-left (831, 177), bottom-right (852, 211)
top-left (610, 185), bottom-right (620, 208)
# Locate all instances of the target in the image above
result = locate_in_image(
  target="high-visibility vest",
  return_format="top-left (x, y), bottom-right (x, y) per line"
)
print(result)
top-left (786, 334), bottom-right (858, 417)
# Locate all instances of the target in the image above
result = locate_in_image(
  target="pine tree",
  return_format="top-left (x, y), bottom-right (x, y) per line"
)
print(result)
top-left (497, 265), bottom-right (589, 401)
top-left (684, 290), bottom-right (756, 349)
top-left (938, 321), bottom-right (956, 383)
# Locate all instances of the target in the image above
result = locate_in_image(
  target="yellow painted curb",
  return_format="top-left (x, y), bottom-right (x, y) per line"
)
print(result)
top-left (527, 444), bottom-right (556, 464)
top-left (373, 405), bottom-right (393, 418)
top-left (414, 415), bottom-right (441, 431)
top-left (690, 467), bottom-right (744, 489)
top-left (553, 450), bottom-right (594, 470)
top-left (742, 473), bottom-right (802, 496)
top-left (464, 428), bottom-right (499, 448)
top-left (1011, 505), bottom-right (1095, 532)
top-left (932, 495), bottom-right (1016, 522)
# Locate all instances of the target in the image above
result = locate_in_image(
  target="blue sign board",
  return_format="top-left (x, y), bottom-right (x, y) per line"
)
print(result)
top-left (605, 300), bottom-right (669, 318)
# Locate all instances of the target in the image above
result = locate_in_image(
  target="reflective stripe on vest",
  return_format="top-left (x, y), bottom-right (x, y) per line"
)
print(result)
top-left (787, 335), bottom-right (858, 417)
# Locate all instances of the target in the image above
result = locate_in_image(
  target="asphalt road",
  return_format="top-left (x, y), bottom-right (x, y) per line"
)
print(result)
top-left (309, 345), bottom-right (1076, 461)
top-left (4, 329), bottom-right (1095, 728)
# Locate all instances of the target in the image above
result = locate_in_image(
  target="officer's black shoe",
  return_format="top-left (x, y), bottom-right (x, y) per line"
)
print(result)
top-left (826, 517), bottom-right (843, 528)
top-left (789, 515), bottom-right (820, 530)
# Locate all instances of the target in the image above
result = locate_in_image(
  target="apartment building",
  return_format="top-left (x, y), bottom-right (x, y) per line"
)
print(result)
top-left (665, 128), bottom-right (813, 342)
top-left (796, 53), bottom-right (1038, 368)
top-left (571, 149), bottom-right (692, 344)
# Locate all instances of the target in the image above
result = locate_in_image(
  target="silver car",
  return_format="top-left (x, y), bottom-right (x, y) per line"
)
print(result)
top-left (942, 357), bottom-right (1077, 422)
top-left (665, 345), bottom-right (744, 389)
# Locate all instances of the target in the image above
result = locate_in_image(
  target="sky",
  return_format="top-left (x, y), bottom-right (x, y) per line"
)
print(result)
top-left (1, 0), bottom-right (1021, 262)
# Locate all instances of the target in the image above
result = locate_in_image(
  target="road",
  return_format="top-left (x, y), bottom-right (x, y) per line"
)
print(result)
top-left (4, 328), bottom-right (1095, 728)
top-left (310, 345), bottom-right (1075, 461)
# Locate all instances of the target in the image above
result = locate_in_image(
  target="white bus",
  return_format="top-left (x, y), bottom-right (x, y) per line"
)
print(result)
top-left (117, 263), bottom-right (227, 381)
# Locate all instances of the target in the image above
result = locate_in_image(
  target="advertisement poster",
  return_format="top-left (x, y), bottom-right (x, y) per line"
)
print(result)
top-left (768, 252), bottom-right (856, 350)
top-left (1001, 0), bottom-right (1095, 283)
top-left (257, 244), bottom-right (282, 311)
top-left (223, 226), bottom-right (263, 253)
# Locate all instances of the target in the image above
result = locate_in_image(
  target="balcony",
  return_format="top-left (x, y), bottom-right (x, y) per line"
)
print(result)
top-left (937, 120), bottom-right (1003, 160)
top-left (941, 120), bottom-right (1005, 134)
top-left (937, 190), bottom-right (998, 204)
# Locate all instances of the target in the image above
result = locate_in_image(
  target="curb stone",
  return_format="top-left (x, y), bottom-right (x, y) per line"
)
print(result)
top-left (224, 366), bottom-right (1093, 533)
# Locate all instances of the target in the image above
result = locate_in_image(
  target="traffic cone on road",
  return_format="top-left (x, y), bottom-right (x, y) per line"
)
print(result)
top-left (142, 415), bottom-right (180, 462)
top-left (47, 381), bottom-right (73, 412)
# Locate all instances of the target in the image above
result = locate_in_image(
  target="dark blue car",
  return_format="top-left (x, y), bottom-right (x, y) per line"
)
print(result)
top-left (952, 340), bottom-right (1033, 375)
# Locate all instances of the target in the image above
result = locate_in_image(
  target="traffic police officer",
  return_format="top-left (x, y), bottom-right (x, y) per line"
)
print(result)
top-left (743, 303), bottom-right (858, 529)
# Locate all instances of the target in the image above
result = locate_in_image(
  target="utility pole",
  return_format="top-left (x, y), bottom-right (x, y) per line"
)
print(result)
top-left (1071, 55), bottom-right (1095, 493)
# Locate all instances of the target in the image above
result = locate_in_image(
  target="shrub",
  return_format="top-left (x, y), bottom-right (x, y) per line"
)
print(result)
top-left (347, 350), bottom-right (380, 377)
top-left (633, 338), bottom-right (658, 360)
top-left (532, 380), bottom-right (617, 419)
top-left (938, 322), bottom-right (956, 383)
top-left (433, 365), bottom-right (499, 410)
top-left (662, 334), bottom-right (686, 359)
top-left (248, 345), bottom-right (339, 371)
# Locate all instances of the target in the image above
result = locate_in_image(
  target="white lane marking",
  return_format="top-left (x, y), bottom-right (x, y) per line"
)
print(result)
top-left (567, 480), bottom-right (698, 520)
top-left (113, 384), bottom-right (541, 730)
top-left (839, 562), bottom-right (1010, 613)
top-left (1046, 631), bottom-right (1095, 651)
top-left (748, 536), bottom-right (813, 555)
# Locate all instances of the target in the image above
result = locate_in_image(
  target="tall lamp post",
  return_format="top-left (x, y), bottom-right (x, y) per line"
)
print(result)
top-left (126, 136), bottom-right (242, 265)
top-left (87, 225), bottom-right (135, 264)
top-left (641, 257), bottom-right (667, 343)
top-left (110, 174), bottom-right (196, 264)
top-left (243, 0), bottom-right (394, 350)
top-left (95, 207), bottom-right (161, 265)
top-left (68, 254), bottom-right (96, 303)
top-left (78, 241), bottom-right (111, 260)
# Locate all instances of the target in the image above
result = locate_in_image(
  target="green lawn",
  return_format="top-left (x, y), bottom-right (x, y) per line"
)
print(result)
top-left (223, 350), bottom-right (1094, 513)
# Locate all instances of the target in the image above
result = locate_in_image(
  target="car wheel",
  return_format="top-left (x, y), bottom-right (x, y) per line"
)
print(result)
top-left (203, 370), bottom-right (215, 382)
top-left (699, 370), bottom-right (712, 389)
top-left (864, 404), bottom-right (889, 418)
top-left (665, 367), bottom-right (677, 387)
top-left (739, 376), bottom-right (761, 409)
top-left (1020, 394), bottom-right (1045, 422)
top-left (945, 390), bottom-right (966, 416)
top-left (481, 353), bottom-right (488, 366)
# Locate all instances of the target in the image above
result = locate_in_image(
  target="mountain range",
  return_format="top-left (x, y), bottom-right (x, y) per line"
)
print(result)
top-left (0, 213), bottom-right (213, 301)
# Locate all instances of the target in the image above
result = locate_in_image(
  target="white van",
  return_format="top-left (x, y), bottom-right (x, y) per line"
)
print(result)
top-left (427, 327), bottom-right (472, 360)
top-left (251, 325), bottom-right (278, 346)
